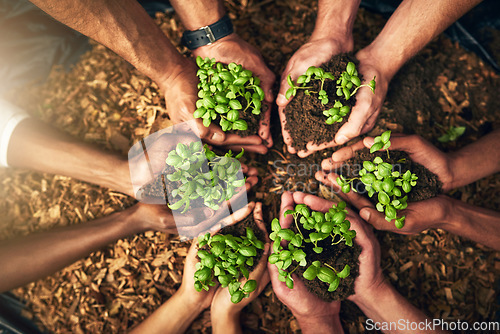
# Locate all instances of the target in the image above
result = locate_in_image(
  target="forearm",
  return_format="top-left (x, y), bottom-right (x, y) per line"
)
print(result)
top-left (360, 0), bottom-right (481, 79)
top-left (29, 0), bottom-right (186, 87)
top-left (211, 309), bottom-right (242, 334)
top-left (0, 209), bottom-right (141, 292)
top-left (310, 0), bottom-right (361, 45)
top-left (442, 198), bottom-right (500, 250)
top-left (131, 290), bottom-right (204, 334)
top-left (295, 313), bottom-right (344, 334)
top-left (7, 118), bottom-right (134, 197)
top-left (353, 281), bottom-right (447, 334)
top-left (170, 0), bottom-right (225, 30)
top-left (447, 129), bottom-right (500, 188)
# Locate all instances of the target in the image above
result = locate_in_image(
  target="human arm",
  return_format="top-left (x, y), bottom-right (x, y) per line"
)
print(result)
top-left (210, 202), bottom-right (271, 334)
top-left (277, 0), bottom-right (361, 157)
top-left (170, 0), bottom-right (275, 152)
top-left (335, 0), bottom-right (483, 145)
top-left (130, 239), bottom-right (215, 334)
top-left (267, 192), bottom-right (344, 334)
top-left (0, 202), bottom-right (185, 293)
top-left (294, 192), bottom-right (447, 333)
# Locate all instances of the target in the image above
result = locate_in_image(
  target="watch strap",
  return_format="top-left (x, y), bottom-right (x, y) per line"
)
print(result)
top-left (181, 14), bottom-right (233, 50)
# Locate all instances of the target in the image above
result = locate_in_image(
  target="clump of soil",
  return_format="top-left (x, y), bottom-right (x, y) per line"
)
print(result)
top-left (284, 53), bottom-right (360, 152)
top-left (339, 149), bottom-right (442, 202)
top-left (226, 102), bottom-right (267, 138)
top-left (290, 216), bottom-right (361, 302)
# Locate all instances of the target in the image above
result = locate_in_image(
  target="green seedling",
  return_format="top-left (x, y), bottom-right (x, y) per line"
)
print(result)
top-left (268, 202), bottom-right (355, 292)
top-left (194, 56), bottom-right (265, 132)
top-left (438, 125), bottom-right (466, 143)
top-left (165, 142), bottom-right (245, 213)
top-left (195, 228), bottom-right (265, 303)
top-left (285, 62), bottom-right (376, 125)
top-left (336, 131), bottom-right (418, 229)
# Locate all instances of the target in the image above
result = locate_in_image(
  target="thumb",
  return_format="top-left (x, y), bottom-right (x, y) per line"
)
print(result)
top-left (359, 207), bottom-right (389, 231)
top-left (196, 120), bottom-right (226, 144)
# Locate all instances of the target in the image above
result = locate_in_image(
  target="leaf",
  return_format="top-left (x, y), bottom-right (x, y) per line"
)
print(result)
top-left (328, 277), bottom-right (340, 292)
top-left (229, 100), bottom-right (242, 110)
top-left (317, 267), bottom-right (336, 284)
top-left (378, 191), bottom-right (390, 205)
top-left (303, 265), bottom-right (318, 280)
top-left (346, 62), bottom-right (355, 76)
top-left (242, 280), bottom-right (257, 293)
top-left (285, 88), bottom-right (293, 100)
top-left (395, 217), bottom-right (405, 229)
top-left (277, 229), bottom-right (295, 241)
top-left (350, 75), bottom-right (361, 86)
top-left (370, 142), bottom-right (384, 153)
top-left (285, 275), bottom-right (294, 289)
top-left (227, 109), bottom-right (239, 122)
top-left (286, 74), bottom-right (294, 87)
top-left (235, 148), bottom-right (245, 159)
top-left (313, 247), bottom-right (323, 254)
top-left (337, 264), bottom-right (351, 278)
top-left (381, 130), bottom-right (391, 143)
top-left (232, 120), bottom-right (248, 131)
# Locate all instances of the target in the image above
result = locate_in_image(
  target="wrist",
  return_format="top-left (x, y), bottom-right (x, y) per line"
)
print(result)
top-left (211, 305), bottom-right (240, 329)
top-left (294, 313), bottom-right (341, 334)
top-left (349, 272), bottom-right (388, 308)
top-left (356, 44), bottom-right (400, 82)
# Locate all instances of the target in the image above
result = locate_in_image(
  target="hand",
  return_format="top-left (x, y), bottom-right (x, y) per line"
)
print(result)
top-left (276, 38), bottom-right (352, 157)
top-left (317, 134), bottom-right (455, 234)
top-left (268, 192), bottom-right (341, 331)
top-left (332, 50), bottom-right (389, 146)
top-left (211, 202), bottom-right (270, 313)
top-left (194, 33), bottom-right (276, 153)
top-left (286, 192), bottom-right (384, 310)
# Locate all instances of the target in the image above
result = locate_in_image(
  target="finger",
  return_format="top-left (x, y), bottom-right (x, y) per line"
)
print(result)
top-left (320, 158), bottom-right (346, 173)
top-left (218, 201), bottom-right (256, 229)
top-left (335, 90), bottom-right (375, 145)
top-left (359, 207), bottom-right (395, 231)
top-left (223, 144), bottom-right (268, 155)
top-left (302, 194), bottom-right (334, 213)
top-left (315, 171), bottom-right (373, 210)
top-left (279, 191), bottom-right (295, 229)
top-left (278, 106), bottom-right (297, 154)
top-left (257, 68), bottom-right (276, 103)
top-left (206, 132), bottom-right (262, 147)
top-left (245, 176), bottom-right (258, 190)
top-left (331, 139), bottom-right (365, 163)
top-left (174, 207), bottom-right (215, 227)
top-left (249, 243), bottom-right (271, 280)
top-left (301, 139), bottom-right (339, 158)
top-left (253, 202), bottom-right (270, 241)
top-left (259, 102), bottom-right (273, 148)
top-left (245, 166), bottom-right (259, 177)
top-left (364, 134), bottom-right (424, 154)
top-left (196, 120), bottom-right (227, 145)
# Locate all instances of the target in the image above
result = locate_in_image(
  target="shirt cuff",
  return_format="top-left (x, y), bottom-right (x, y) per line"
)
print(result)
top-left (0, 113), bottom-right (29, 167)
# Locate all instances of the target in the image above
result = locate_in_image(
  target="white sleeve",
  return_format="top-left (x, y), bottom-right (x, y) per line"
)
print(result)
top-left (0, 99), bottom-right (29, 167)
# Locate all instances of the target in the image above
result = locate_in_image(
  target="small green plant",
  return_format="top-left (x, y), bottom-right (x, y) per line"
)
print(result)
top-left (438, 125), bottom-right (466, 143)
top-left (285, 62), bottom-right (376, 125)
top-left (165, 142), bottom-right (245, 213)
top-left (194, 56), bottom-right (265, 132)
top-left (195, 228), bottom-right (265, 303)
top-left (336, 131), bottom-right (418, 229)
top-left (268, 202), bottom-right (355, 292)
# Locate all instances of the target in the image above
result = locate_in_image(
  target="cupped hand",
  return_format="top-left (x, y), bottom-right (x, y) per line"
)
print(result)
top-left (194, 33), bottom-right (275, 152)
top-left (316, 134), bottom-right (455, 234)
top-left (276, 38), bottom-right (352, 156)
top-left (210, 202), bottom-right (271, 316)
top-left (287, 192), bottom-right (384, 308)
top-left (268, 192), bottom-right (341, 322)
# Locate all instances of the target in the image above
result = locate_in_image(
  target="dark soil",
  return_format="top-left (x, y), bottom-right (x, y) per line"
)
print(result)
top-left (225, 97), bottom-right (267, 138)
top-left (289, 214), bottom-right (361, 302)
top-left (338, 149), bottom-right (442, 203)
top-left (210, 214), bottom-right (266, 273)
top-left (284, 53), bottom-right (360, 152)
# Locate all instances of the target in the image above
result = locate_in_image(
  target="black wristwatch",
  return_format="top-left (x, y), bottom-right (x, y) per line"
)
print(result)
top-left (181, 14), bottom-right (234, 50)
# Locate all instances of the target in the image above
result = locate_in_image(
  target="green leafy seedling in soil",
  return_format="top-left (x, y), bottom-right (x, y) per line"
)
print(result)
top-left (165, 142), bottom-right (245, 213)
top-left (194, 56), bottom-right (265, 132)
top-left (285, 62), bottom-right (376, 125)
top-left (437, 125), bottom-right (466, 143)
top-left (194, 228), bottom-right (265, 303)
top-left (336, 131), bottom-right (418, 229)
top-left (268, 202), bottom-right (355, 292)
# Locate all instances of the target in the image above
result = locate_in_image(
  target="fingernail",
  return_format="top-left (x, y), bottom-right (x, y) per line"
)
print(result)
top-left (360, 209), bottom-right (371, 221)
top-left (203, 208), bottom-right (214, 218)
top-left (211, 132), bottom-right (223, 142)
top-left (336, 135), bottom-right (349, 145)
top-left (276, 94), bottom-right (287, 105)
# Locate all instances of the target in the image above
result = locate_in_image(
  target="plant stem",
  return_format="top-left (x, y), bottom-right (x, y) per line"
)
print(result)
top-left (293, 214), bottom-right (305, 239)
top-left (324, 263), bottom-right (337, 273)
